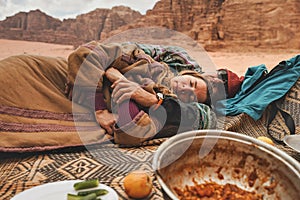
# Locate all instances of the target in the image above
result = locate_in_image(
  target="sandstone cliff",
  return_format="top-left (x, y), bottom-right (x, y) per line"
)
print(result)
top-left (105, 0), bottom-right (300, 51)
top-left (57, 6), bottom-right (142, 45)
top-left (219, 0), bottom-right (300, 50)
top-left (0, 9), bottom-right (61, 31)
top-left (0, 0), bottom-right (299, 51)
top-left (0, 6), bottom-right (142, 46)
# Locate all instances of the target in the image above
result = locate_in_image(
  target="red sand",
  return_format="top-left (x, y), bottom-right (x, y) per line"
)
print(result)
top-left (0, 39), bottom-right (298, 76)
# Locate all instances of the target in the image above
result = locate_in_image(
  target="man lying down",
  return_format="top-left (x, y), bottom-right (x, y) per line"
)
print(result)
top-left (0, 40), bottom-right (298, 150)
top-left (65, 40), bottom-right (248, 145)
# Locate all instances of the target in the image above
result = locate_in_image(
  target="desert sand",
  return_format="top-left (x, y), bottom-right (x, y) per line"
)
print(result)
top-left (0, 39), bottom-right (298, 76)
top-left (0, 39), bottom-right (74, 61)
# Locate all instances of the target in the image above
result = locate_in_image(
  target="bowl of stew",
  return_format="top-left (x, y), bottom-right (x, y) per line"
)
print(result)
top-left (152, 130), bottom-right (300, 200)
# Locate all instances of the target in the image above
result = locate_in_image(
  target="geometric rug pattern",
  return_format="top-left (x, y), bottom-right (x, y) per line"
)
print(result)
top-left (0, 139), bottom-right (166, 200)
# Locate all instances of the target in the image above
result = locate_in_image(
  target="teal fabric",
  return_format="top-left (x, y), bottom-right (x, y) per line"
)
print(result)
top-left (135, 43), bottom-right (203, 73)
top-left (216, 55), bottom-right (300, 120)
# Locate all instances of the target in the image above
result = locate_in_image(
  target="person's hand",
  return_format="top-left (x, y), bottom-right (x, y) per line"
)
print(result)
top-left (111, 78), bottom-right (158, 107)
top-left (111, 78), bottom-right (139, 103)
top-left (105, 67), bottom-right (124, 83)
top-left (95, 109), bottom-right (118, 135)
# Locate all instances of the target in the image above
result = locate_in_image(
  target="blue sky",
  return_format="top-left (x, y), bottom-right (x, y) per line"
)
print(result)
top-left (0, 0), bottom-right (160, 20)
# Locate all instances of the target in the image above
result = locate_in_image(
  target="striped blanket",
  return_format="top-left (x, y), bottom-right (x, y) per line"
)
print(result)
top-left (0, 55), bottom-right (112, 152)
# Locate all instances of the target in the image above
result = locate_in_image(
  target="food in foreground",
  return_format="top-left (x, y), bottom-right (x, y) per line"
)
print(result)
top-left (257, 136), bottom-right (274, 146)
top-left (67, 193), bottom-right (97, 200)
top-left (77, 188), bottom-right (108, 196)
top-left (73, 179), bottom-right (99, 190)
top-left (68, 179), bottom-right (109, 200)
top-left (123, 170), bottom-right (153, 199)
top-left (174, 180), bottom-right (263, 200)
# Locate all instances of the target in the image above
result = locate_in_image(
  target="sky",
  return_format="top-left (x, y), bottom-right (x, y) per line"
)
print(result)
top-left (0, 0), bottom-right (160, 21)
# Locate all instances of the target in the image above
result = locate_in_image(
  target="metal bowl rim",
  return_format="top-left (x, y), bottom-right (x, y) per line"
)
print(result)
top-left (152, 130), bottom-right (300, 199)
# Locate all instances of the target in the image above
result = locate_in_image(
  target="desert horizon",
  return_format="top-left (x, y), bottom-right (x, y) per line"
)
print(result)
top-left (0, 39), bottom-right (298, 76)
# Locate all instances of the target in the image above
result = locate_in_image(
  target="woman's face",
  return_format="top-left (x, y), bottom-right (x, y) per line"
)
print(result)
top-left (170, 75), bottom-right (208, 103)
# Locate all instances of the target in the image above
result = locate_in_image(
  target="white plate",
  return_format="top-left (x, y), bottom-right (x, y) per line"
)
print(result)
top-left (11, 180), bottom-right (118, 200)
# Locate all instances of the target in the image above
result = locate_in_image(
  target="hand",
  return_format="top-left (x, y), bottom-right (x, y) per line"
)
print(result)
top-left (105, 67), bottom-right (124, 83)
top-left (95, 109), bottom-right (118, 135)
top-left (111, 78), bottom-right (158, 107)
top-left (111, 78), bottom-right (139, 103)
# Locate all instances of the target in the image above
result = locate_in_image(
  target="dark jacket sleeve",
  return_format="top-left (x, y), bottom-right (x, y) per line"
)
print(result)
top-left (150, 96), bottom-right (216, 132)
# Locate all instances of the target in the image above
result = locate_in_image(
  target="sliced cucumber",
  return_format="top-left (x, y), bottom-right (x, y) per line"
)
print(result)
top-left (77, 189), bottom-right (108, 196)
top-left (67, 193), bottom-right (97, 200)
top-left (73, 179), bottom-right (99, 190)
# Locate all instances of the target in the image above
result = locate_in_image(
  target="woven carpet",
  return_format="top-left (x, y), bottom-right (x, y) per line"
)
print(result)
top-left (0, 139), bottom-right (167, 200)
top-left (0, 80), bottom-right (299, 200)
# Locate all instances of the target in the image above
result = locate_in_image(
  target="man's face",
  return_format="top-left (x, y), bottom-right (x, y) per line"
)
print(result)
top-left (170, 75), bottom-right (208, 103)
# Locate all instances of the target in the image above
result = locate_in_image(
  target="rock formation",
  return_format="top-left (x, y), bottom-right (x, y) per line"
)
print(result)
top-left (0, 0), bottom-right (299, 51)
top-left (0, 9), bottom-right (61, 31)
top-left (57, 6), bottom-right (142, 45)
top-left (0, 6), bottom-right (142, 46)
top-left (219, 0), bottom-right (300, 50)
top-left (105, 0), bottom-right (300, 51)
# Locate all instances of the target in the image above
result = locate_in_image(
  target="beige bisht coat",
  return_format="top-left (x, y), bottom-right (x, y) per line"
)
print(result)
top-left (65, 41), bottom-right (176, 145)
top-left (65, 41), bottom-right (215, 145)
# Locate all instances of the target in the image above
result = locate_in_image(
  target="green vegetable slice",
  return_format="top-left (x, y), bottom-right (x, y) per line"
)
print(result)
top-left (67, 193), bottom-right (97, 200)
top-left (77, 189), bottom-right (108, 196)
top-left (73, 179), bottom-right (99, 190)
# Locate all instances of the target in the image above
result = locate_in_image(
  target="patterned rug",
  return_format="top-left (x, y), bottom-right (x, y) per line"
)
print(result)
top-left (0, 139), bottom-right (167, 200)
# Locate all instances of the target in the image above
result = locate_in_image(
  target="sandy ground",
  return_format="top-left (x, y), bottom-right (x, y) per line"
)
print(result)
top-left (0, 39), bottom-right (74, 61)
top-left (0, 39), bottom-right (298, 76)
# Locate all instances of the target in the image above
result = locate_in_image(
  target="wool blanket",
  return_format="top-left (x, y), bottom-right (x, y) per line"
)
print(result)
top-left (0, 55), bottom-right (111, 152)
